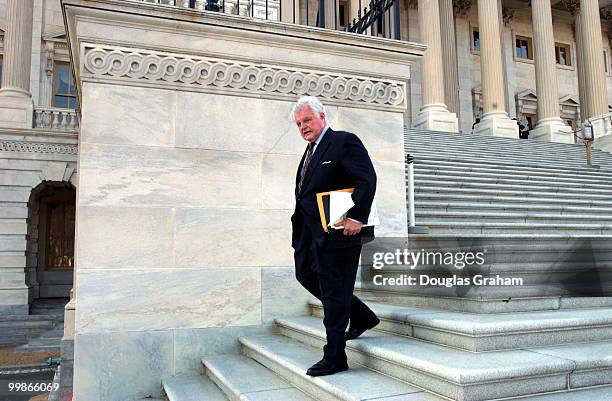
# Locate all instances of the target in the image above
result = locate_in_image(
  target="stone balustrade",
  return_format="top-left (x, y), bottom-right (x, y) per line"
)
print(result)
top-left (33, 107), bottom-right (79, 131)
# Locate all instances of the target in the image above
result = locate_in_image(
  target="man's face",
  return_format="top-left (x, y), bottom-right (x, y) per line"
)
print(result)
top-left (294, 105), bottom-right (326, 143)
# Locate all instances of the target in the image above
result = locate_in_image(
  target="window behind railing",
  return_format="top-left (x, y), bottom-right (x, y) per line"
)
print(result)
top-left (138, 0), bottom-right (400, 39)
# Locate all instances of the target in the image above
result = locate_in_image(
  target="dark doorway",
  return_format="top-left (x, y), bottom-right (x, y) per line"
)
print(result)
top-left (27, 182), bottom-right (75, 299)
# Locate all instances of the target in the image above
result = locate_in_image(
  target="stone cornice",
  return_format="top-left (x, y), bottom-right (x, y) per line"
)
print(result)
top-left (80, 44), bottom-right (408, 110)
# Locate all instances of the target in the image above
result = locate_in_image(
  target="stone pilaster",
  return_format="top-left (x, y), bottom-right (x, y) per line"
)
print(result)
top-left (439, 0), bottom-right (459, 117)
top-left (529, 0), bottom-right (573, 143)
top-left (473, 0), bottom-right (518, 138)
top-left (413, 0), bottom-right (458, 132)
top-left (579, 0), bottom-right (607, 121)
top-left (0, 0), bottom-right (35, 129)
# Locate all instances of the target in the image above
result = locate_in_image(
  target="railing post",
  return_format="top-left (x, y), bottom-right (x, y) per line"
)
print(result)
top-left (393, 0), bottom-right (399, 39)
top-left (52, 111), bottom-right (61, 129)
top-left (406, 154), bottom-right (416, 228)
top-left (406, 154), bottom-right (429, 235)
top-left (318, 0), bottom-right (325, 27)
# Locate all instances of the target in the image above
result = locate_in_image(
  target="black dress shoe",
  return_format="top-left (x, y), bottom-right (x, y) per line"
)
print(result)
top-left (345, 317), bottom-right (380, 341)
top-left (306, 359), bottom-right (348, 376)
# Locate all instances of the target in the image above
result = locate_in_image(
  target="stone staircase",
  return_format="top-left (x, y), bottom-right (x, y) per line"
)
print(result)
top-left (404, 128), bottom-right (612, 236)
top-left (0, 298), bottom-right (66, 352)
top-left (157, 130), bottom-right (612, 401)
top-left (160, 298), bottom-right (612, 401)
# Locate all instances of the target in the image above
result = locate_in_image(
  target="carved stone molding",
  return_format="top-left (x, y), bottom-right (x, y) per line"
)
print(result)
top-left (560, 0), bottom-right (579, 15)
top-left (502, 7), bottom-right (515, 27)
top-left (0, 141), bottom-right (77, 155)
top-left (453, 0), bottom-right (471, 17)
top-left (81, 45), bottom-right (406, 109)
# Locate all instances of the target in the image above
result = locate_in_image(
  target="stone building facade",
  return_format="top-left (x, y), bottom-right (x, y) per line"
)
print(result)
top-left (1, 0), bottom-right (612, 400)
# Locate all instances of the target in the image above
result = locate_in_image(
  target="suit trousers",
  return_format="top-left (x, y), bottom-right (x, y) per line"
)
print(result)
top-left (295, 242), bottom-right (378, 365)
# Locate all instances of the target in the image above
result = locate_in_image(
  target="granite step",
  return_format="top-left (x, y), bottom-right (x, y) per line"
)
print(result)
top-left (0, 319), bottom-right (56, 328)
top-left (405, 152), bottom-right (607, 170)
top-left (404, 130), bottom-right (612, 152)
top-left (414, 178), bottom-right (612, 195)
top-left (405, 149), bottom-right (604, 167)
top-left (408, 155), bottom-right (612, 176)
top-left (0, 314), bottom-right (59, 321)
top-left (403, 141), bottom-right (612, 160)
top-left (415, 201), bottom-right (612, 214)
top-left (508, 385), bottom-right (612, 400)
top-left (15, 343), bottom-right (61, 353)
top-left (403, 129), bottom-right (601, 150)
top-left (414, 192), bottom-right (612, 207)
top-left (414, 185), bottom-right (612, 200)
top-left (239, 334), bottom-right (444, 401)
top-left (274, 316), bottom-right (612, 401)
top-left (413, 170), bottom-right (612, 188)
top-left (162, 375), bottom-right (228, 401)
top-left (308, 300), bottom-right (612, 351)
top-left (353, 282), bottom-right (612, 313)
top-left (412, 161), bottom-right (612, 180)
top-left (416, 221), bottom-right (612, 235)
top-left (412, 210), bottom-right (612, 224)
top-left (203, 354), bottom-right (316, 401)
top-left (403, 140), bottom-right (607, 156)
top-left (404, 142), bottom-right (599, 157)
top-left (415, 173), bottom-right (612, 189)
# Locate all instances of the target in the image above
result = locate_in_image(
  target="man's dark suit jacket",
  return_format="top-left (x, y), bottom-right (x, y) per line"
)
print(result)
top-left (291, 128), bottom-right (377, 270)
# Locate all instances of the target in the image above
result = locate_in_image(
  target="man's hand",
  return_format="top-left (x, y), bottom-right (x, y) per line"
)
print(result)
top-left (334, 218), bottom-right (363, 236)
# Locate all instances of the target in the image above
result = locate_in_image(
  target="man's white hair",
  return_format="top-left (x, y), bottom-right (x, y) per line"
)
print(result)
top-left (291, 96), bottom-right (327, 120)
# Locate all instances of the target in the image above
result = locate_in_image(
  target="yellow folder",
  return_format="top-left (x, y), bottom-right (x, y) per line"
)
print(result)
top-left (316, 188), bottom-right (354, 233)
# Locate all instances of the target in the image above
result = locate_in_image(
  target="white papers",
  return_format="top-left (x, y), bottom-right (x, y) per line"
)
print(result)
top-left (329, 191), bottom-right (380, 228)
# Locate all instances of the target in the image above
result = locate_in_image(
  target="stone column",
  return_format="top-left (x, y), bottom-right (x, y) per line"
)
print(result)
top-left (281, 0), bottom-right (300, 23)
top-left (529, 0), bottom-right (573, 143)
top-left (580, 0), bottom-right (607, 121)
top-left (0, 0), bottom-right (35, 129)
top-left (574, 12), bottom-right (588, 122)
top-left (473, 0), bottom-right (518, 138)
top-left (453, 0), bottom-right (474, 132)
top-left (413, 0), bottom-right (458, 132)
top-left (439, 0), bottom-right (459, 117)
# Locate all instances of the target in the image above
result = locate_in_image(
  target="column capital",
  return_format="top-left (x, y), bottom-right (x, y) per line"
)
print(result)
top-left (601, 5), bottom-right (612, 22)
top-left (453, 0), bottom-right (472, 17)
top-left (560, 0), bottom-right (579, 15)
top-left (502, 6), bottom-right (515, 27)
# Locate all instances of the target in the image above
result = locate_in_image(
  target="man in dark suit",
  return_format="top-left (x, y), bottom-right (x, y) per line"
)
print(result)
top-left (290, 96), bottom-right (380, 377)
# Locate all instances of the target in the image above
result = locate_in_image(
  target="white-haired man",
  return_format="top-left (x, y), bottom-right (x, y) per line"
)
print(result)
top-left (290, 96), bottom-right (380, 376)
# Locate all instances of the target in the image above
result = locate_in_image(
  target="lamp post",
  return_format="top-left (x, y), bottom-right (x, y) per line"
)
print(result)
top-left (583, 120), bottom-right (593, 166)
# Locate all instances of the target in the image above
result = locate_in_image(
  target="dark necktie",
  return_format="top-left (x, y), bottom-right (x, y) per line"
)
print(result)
top-left (297, 142), bottom-right (315, 193)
